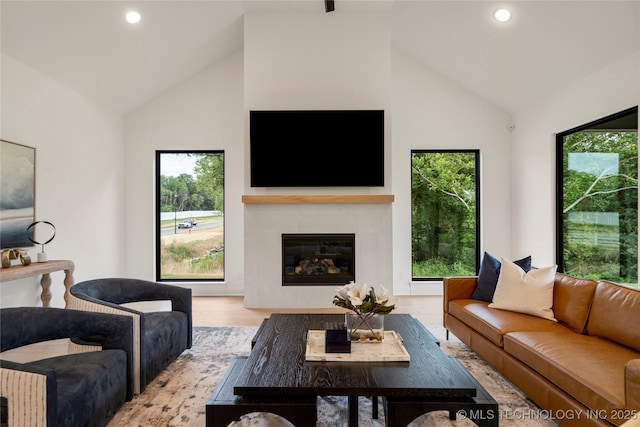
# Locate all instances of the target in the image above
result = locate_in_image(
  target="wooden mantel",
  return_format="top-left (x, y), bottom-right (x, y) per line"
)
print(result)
top-left (242, 194), bottom-right (394, 204)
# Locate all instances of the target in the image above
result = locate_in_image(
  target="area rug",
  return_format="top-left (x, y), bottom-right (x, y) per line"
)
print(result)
top-left (107, 326), bottom-right (559, 427)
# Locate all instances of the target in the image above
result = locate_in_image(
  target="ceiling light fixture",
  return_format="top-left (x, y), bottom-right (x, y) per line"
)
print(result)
top-left (126, 11), bottom-right (141, 24)
top-left (493, 8), bottom-right (512, 23)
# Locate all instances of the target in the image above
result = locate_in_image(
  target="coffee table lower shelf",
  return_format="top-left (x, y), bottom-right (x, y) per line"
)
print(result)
top-left (206, 356), bottom-right (317, 427)
top-left (384, 357), bottom-right (498, 427)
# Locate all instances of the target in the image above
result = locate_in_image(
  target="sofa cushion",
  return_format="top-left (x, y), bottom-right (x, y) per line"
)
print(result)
top-left (30, 350), bottom-right (128, 427)
top-left (448, 299), bottom-right (572, 347)
top-left (552, 273), bottom-right (597, 334)
top-left (471, 252), bottom-right (532, 302)
top-left (489, 259), bottom-right (557, 321)
top-left (504, 331), bottom-right (640, 420)
top-left (587, 281), bottom-right (640, 353)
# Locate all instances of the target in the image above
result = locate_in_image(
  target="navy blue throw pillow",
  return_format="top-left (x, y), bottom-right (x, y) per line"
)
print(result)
top-left (470, 252), bottom-right (532, 302)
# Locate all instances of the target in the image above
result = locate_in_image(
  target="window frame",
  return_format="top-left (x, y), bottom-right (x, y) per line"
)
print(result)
top-left (155, 150), bottom-right (225, 282)
top-left (410, 149), bottom-right (481, 281)
top-left (555, 106), bottom-right (638, 279)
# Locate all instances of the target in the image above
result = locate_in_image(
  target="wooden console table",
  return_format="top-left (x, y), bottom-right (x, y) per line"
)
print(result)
top-left (0, 260), bottom-right (75, 307)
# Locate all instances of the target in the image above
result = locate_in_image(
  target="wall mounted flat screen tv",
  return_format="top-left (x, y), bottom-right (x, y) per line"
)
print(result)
top-left (250, 110), bottom-right (384, 187)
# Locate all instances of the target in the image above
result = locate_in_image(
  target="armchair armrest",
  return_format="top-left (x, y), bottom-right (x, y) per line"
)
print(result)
top-left (1, 308), bottom-right (134, 425)
top-left (69, 279), bottom-right (191, 345)
top-left (626, 359), bottom-right (640, 410)
top-left (0, 361), bottom-right (55, 426)
top-left (70, 278), bottom-right (190, 308)
top-left (1, 307), bottom-right (133, 354)
top-left (125, 281), bottom-right (192, 348)
top-left (67, 295), bottom-right (142, 394)
top-left (1, 308), bottom-right (134, 399)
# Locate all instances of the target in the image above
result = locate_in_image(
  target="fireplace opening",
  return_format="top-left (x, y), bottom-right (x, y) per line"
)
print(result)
top-left (282, 233), bottom-right (355, 286)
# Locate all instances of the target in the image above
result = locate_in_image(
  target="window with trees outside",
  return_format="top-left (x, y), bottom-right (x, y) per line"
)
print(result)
top-left (156, 151), bottom-right (224, 281)
top-left (411, 150), bottom-right (480, 280)
top-left (556, 107), bottom-right (638, 288)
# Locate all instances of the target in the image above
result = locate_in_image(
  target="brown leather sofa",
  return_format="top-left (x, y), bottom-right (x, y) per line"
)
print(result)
top-left (444, 273), bottom-right (640, 427)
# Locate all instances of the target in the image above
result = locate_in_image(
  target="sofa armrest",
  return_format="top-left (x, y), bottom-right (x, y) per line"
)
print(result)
top-left (443, 276), bottom-right (477, 316)
top-left (626, 359), bottom-right (640, 410)
top-left (1, 361), bottom-right (55, 426)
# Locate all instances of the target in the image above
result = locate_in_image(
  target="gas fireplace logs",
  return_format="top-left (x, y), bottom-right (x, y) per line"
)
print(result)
top-left (293, 257), bottom-right (341, 275)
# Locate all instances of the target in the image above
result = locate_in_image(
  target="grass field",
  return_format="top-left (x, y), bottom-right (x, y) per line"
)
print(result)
top-left (159, 223), bottom-right (224, 280)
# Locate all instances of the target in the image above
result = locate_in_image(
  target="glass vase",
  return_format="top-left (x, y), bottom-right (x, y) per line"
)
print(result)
top-left (345, 312), bottom-right (384, 342)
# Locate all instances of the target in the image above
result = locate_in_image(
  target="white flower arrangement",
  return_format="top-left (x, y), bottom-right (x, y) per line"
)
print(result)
top-left (332, 281), bottom-right (396, 315)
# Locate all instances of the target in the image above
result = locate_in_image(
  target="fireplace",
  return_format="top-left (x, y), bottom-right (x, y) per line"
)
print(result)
top-left (282, 233), bottom-right (355, 286)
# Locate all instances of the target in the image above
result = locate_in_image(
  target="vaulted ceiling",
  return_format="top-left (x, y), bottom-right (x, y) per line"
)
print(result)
top-left (2, 1), bottom-right (638, 115)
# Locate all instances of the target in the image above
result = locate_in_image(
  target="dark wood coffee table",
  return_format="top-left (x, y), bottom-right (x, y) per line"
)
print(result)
top-left (208, 313), bottom-right (497, 426)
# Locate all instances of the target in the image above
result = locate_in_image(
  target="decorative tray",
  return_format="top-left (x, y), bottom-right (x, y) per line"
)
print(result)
top-left (305, 330), bottom-right (410, 362)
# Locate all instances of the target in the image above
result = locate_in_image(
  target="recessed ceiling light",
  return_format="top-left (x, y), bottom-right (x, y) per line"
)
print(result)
top-left (494, 8), bottom-right (512, 23)
top-left (126, 11), bottom-right (141, 24)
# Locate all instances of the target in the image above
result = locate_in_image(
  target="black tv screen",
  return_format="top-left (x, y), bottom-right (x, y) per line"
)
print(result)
top-left (250, 110), bottom-right (384, 187)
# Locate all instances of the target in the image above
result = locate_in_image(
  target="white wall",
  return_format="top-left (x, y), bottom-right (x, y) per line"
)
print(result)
top-left (1, 54), bottom-right (124, 308)
top-left (242, 12), bottom-right (393, 307)
top-left (243, 12), bottom-right (391, 114)
top-left (390, 50), bottom-right (514, 294)
top-left (243, 11), bottom-right (392, 186)
top-left (511, 50), bottom-right (639, 267)
top-left (123, 50), bottom-right (245, 295)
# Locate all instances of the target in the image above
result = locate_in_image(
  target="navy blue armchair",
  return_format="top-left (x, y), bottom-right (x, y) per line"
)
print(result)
top-left (0, 307), bottom-right (134, 427)
top-left (68, 278), bottom-right (192, 394)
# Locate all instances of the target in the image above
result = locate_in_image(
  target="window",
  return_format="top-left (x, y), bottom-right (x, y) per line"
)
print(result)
top-left (556, 107), bottom-right (638, 287)
top-left (411, 150), bottom-right (480, 280)
top-left (156, 151), bottom-right (224, 281)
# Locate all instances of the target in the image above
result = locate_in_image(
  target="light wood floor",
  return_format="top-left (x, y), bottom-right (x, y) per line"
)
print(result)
top-left (1, 295), bottom-right (444, 362)
top-left (192, 295), bottom-right (444, 328)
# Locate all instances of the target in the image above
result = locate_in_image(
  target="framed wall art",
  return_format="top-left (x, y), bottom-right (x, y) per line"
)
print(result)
top-left (1, 140), bottom-right (36, 249)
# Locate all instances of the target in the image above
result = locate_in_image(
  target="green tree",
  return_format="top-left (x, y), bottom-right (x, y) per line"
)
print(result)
top-left (562, 130), bottom-right (638, 282)
top-left (160, 174), bottom-right (194, 212)
top-left (193, 154), bottom-right (224, 212)
top-left (563, 132), bottom-right (637, 214)
top-left (411, 151), bottom-right (477, 277)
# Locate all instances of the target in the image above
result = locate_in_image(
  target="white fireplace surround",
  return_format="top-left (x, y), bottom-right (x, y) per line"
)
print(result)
top-left (243, 200), bottom-right (393, 308)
